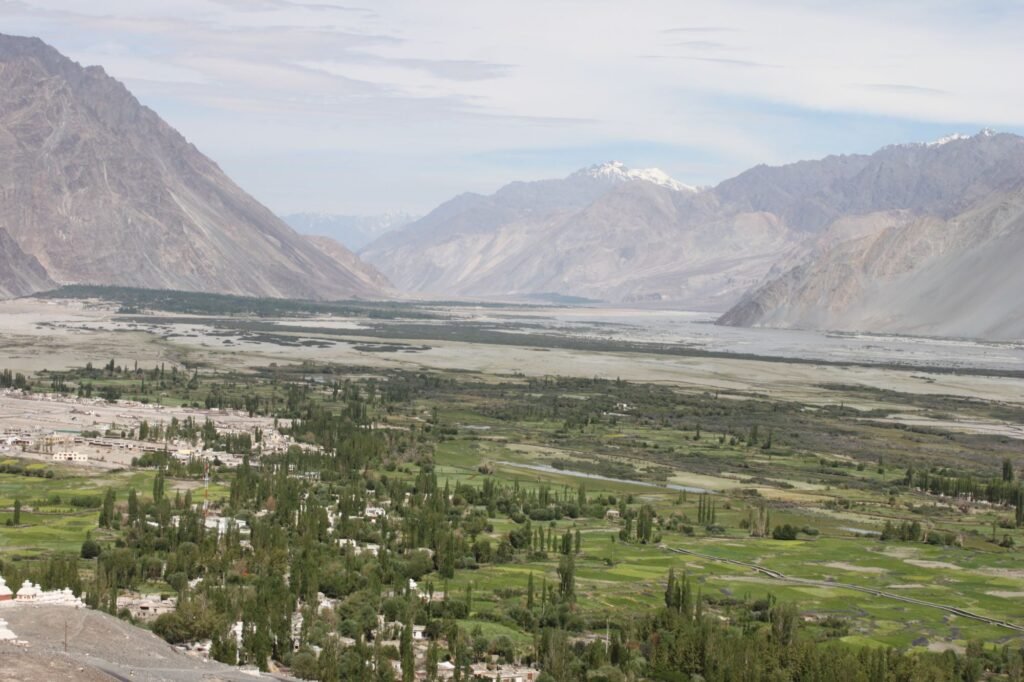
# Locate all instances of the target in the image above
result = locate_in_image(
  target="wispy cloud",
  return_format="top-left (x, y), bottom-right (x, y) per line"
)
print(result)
top-left (661, 26), bottom-right (735, 34)
top-left (860, 83), bottom-right (949, 96)
top-left (0, 0), bottom-right (1019, 213)
top-left (644, 55), bottom-right (776, 68)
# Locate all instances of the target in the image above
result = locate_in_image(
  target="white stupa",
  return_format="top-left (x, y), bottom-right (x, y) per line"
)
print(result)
top-left (0, 575), bottom-right (12, 601)
top-left (14, 581), bottom-right (40, 602)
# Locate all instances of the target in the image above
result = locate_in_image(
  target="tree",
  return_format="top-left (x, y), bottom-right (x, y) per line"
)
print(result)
top-left (153, 470), bottom-right (165, 504)
top-left (81, 535), bottom-right (101, 559)
top-left (665, 568), bottom-right (676, 610)
top-left (557, 554), bottom-right (576, 602)
top-left (768, 601), bottom-right (799, 647)
top-left (127, 489), bottom-right (139, 525)
top-left (12, 498), bottom-right (20, 526)
top-left (99, 488), bottom-right (115, 528)
top-left (426, 641), bottom-right (439, 681)
top-left (400, 613), bottom-right (414, 682)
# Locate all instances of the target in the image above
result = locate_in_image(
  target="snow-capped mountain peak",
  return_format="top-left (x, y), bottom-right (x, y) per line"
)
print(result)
top-left (926, 133), bottom-right (971, 147)
top-left (577, 161), bottom-right (698, 193)
top-left (913, 129), bottom-right (998, 148)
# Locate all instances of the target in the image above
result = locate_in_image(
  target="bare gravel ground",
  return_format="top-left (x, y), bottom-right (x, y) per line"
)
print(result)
top-left (1, 605), bottom-right (285, 681)
top-left (1, 297), bottom-right (1022, 410)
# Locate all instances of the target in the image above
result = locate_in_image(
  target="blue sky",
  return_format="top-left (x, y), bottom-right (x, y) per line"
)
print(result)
top-left (2, 0), bottom-right (1021, 214)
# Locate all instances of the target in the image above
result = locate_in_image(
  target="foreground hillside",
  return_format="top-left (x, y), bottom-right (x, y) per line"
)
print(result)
top-left (0, 34), bottom-right (386, 300)
top-left (1, 605), bottom-right (280, 681)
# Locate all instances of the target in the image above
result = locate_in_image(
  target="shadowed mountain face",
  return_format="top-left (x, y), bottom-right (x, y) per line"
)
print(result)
top-left (718, 185), bottom-right (1024, 341)
top-left (717, 132), bottom-right (1024, 340)
top-left (363, 132), bottom-right (1024, 317)
top-left (0, 227), bottom-right (54, 298)
top-left (0, 34), bottom-right (388, 300)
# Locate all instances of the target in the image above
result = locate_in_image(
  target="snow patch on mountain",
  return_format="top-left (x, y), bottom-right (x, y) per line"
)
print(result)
top-left (926, 133), bottom-right (971, 147)
top-left (889, 128), bottom-right (999, 149)
top-left (577, 161), bottom-right (698, 193)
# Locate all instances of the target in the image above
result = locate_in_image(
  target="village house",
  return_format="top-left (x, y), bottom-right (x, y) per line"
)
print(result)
top-left (116, 593), bottom-right (177, 620)
top-left (434, 661), bottom-right (456, 680)
top-left (338, 539), bottom-right (380, 556)
top-left (203, 515), bottom-right (250, 537)
top-left (363, 505), bottom-right (387, 521)
top-left (469, 663), bottom-right (539, 682)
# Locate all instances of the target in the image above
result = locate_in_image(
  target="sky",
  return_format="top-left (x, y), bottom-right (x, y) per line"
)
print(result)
top-left (2, 0), bottom-right (1023, 215)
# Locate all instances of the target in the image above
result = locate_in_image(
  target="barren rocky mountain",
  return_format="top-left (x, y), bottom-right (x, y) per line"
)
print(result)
top-left (304, 235), bottom-right (392, 292)
top-left (0, 34), bottom-right (386, 300)
top-left (715, 130), bottom-right (1024, 232)
top-left (361, 162), bottom-right (796, 307)
top-left (719, 185), bottom-right (1024, 341)
top-left (364, 132), bottom-right (1024, 309)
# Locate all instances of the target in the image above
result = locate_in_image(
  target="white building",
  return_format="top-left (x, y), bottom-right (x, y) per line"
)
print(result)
top-left (52, 451), bottom-right (89, 462)
top-left (338, 539), bottom-right (380, 556)
top-left (364, 505), bottom-right (387, 521)
top-left (203, 516), bottom-right (250, 537)
top-left (470, 664), bottom-right (539, 682)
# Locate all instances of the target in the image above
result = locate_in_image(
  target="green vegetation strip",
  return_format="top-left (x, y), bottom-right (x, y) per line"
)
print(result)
top-left (666, 545), bottom-right (1024, 633)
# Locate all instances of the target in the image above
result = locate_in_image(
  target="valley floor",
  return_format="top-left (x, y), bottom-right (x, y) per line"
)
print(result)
top-left (2, 290), bottom-right (1024, 677)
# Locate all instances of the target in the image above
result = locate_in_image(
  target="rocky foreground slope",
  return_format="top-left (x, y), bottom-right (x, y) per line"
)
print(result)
top-left (0, 34), bottom-right (387, 300)
top-left (1, 605), bottom-right (284, 681)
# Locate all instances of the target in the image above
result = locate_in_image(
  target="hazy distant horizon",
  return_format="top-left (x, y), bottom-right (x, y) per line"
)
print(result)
top-left (5, 1), bottom-right (1024, 215)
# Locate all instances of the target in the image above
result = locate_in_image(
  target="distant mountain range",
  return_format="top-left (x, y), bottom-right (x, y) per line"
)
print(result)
top-left (283, 212), bottom-right (417, 251)
top-left (364, 131), bottom-right (1024, 340)
top-left (361, 161), bottom-right (789, 309)
top-left (0, 34), bottom-right (388, 300)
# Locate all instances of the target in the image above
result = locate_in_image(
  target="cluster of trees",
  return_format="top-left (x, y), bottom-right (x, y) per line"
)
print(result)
top-left (906, 463), bottom-right (1024, 526)
top-left (0, 368), bottom-right (29, 390)
top-left (696, 493), bottom-right (717, 526)
top-left (880, 519), bottom-right (924, 542)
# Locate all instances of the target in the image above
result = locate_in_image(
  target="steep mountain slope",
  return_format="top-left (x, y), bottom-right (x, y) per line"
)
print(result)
top-left (305, 235), bottom-right (392, 291)
top-left (0, 34), bottom-right (386, 300)
top-left (719, 187), bottom-right (1024, 340)
top-left (361, 162), bottom-right (788, 306)
top-left (284, 212), bottom-right (416, 250)
top-left (0, 227), bottom-right (54, 297)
